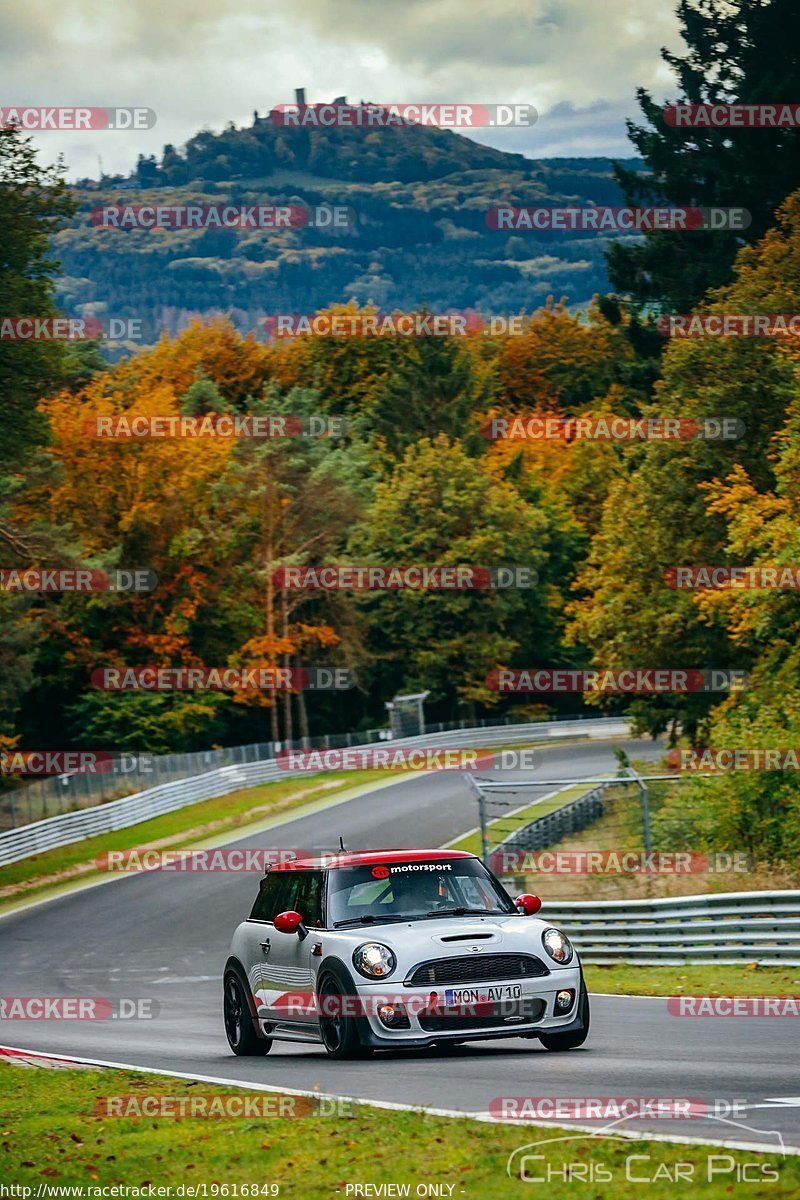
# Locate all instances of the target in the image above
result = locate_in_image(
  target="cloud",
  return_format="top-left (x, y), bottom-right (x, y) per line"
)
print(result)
top-left (0, 0), bottom-right (683, 178)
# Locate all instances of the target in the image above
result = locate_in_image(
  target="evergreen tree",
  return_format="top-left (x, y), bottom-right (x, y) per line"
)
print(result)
top-left (609, 0), bottom-right (800, 311)
top-left (368, 335), bottom-right (491, 461)
top-left (0, 128), bottom-right (75, 470)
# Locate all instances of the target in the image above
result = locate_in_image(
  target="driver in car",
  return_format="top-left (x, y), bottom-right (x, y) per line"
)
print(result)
top-left (384, 871), bottom-right (453, 916)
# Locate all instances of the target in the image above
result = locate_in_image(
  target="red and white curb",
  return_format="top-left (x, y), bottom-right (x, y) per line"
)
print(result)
top-left (0, 1044), bottom-right (100, 1070)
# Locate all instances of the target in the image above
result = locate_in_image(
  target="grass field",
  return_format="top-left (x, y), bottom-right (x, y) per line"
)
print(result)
top-left (3, 747), bottom-right (798, 1196)
top-left (0, 770), bottom-right (396, 913)
top-left (507, 775), bottom-right (800, 901)
top-left (446, 782), bottom-right (597, 857)
top-left (584, 963), bottom-right (800, 995)
top-left (0, 737), bottom-right (574, 914)
top-left (1, 1062), bottom-right (795, 1198)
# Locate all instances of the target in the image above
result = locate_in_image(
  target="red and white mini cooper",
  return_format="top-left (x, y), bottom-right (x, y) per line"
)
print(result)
top-left (223, 849), bottom-right (589, 1059)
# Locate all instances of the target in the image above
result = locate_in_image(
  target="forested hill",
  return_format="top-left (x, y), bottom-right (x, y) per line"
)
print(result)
top-left (131, 107), bottom-right (531, 186)
top-left (56, 110), bottom-right (643, 346)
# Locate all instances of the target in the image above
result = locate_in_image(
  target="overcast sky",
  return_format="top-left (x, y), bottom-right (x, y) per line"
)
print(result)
top-left (2, 0), bottom-right (683, 180)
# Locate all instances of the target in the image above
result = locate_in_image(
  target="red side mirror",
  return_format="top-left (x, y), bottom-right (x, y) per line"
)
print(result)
top-left (274, 910), bottom-right (307, 938)
top-left (515, 893), bottom-right (542, 916)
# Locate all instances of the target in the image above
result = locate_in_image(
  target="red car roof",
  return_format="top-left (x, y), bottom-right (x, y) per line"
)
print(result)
top-left (269, 849), bottom-right (476, 871)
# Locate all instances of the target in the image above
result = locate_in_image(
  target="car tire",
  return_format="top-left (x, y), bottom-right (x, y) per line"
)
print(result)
top-left (224, 971), bottom-right (271, 1056)
top-left (318, 973), bottom-right (371, 1060)
top-left (538, 983), bottom-right (590, 1051)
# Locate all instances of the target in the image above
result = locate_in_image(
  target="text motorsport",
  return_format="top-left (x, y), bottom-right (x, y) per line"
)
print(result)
top-left (90, 667), bottom-right (351, 691)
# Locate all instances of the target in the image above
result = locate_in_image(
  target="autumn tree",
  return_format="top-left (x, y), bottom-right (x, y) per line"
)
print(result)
top-left (568, 189), bottom-right (800, 742)
top-left (0, 128), bottom-right (75, 469)
top-left (13, 326), bottom-right (242, 746)
top-left (198, 383), bottom-right (368, 742)
top-left (350, 435), bottom-right (565, 716)
top-left (652, 397), bottom-right (800, 863)
top-left (494, 300), bottom-right (639, 412)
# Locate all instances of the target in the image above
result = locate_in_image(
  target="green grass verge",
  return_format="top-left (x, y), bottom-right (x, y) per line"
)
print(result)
top-left (511, 770), bottom-right (800, 900)
top-left (0, 737), bottom-right (578, 914)
top-left (448, 782), bottom-right (600, 857)
top-left (584, 963), bottom-right (800, 996)
top-left (0, 770), bottom-right (397, 913)
top-left (1, 1063), bottom-right (795, 1197)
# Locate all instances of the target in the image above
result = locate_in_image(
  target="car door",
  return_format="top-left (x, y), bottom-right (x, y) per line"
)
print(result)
top-left (260, 870), bottom-right (322, 1026)
top-left (244, 871), bottom-right (285, 1014)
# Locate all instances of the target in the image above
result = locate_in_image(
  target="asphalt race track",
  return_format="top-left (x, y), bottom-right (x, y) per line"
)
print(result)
top-left (1, 737), bottom-right (799, 1155)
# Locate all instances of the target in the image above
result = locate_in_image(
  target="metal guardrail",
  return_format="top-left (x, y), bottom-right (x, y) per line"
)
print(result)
top-left (542, 891), bottom-right (800, 965)
top-left (0, 712), bottom-right (623, 831)
top-left (491, 784), bottom-right (607, 858)
top-left (0, 717), bottom-right (631, 867)
top-left (482, 782), bottom-right (800, 964)
top-left (0, 741), bottom-right (302, 831)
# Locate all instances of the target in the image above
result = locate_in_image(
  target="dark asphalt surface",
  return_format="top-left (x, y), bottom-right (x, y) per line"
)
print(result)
top-left (1, 737), bottom-right (798, 1154)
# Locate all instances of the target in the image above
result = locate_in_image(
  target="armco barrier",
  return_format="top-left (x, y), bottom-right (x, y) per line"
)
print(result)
top-left (493, 784), bottom-right (607, 856)
top-left (0, 713), bottom-right (623, 829)
top-left (542, 890), bottom-right (800, 965)
top-left (0, 718), bottom-right (630, 867)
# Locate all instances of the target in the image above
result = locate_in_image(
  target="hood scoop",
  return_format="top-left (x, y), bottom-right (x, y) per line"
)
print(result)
top-left (439, 931), bottom-right (495, 942)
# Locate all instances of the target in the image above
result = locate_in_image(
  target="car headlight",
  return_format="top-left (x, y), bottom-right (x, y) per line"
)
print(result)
top-left (353, 942), bottom-right (396, 979)
top-left (542, 927), bottom-right (574, 964)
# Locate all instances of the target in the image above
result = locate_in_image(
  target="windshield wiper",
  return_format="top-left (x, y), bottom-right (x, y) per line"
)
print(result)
top-left (333, 914), bottom-right (412, 927)
top-left (424, 907), bottom-right (507, 917)
top-left (333, 909), bottom-right (507, 926)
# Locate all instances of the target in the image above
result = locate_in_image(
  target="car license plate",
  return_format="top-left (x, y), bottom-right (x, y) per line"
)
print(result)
top-left (444, 984), bottom-right (522, 1006)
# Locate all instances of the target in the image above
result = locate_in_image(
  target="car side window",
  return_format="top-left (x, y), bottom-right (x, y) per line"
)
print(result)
top-left (249, 869), bottom-right (323, 925)
top-left (249, 872), bottom-right (284, 922)
top-left (273, 871), bottom-right (303, 915)
top-left (294, 871), bottom-right (323, 927)
top-left (457, 874), bottom-right (496, 909)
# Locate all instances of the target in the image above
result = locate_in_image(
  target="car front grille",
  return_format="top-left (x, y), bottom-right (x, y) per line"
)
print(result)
top-left (406, 953), bottom-right (549, 987)
top-left (418, 997), bottom-right (546, 1032)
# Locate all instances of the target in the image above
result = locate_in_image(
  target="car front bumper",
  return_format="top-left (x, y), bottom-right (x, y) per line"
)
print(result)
top-left (354, 964), bottom-right (585, 1047)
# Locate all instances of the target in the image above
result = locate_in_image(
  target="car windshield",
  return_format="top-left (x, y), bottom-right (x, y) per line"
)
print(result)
top-left (326, 858), bottom-right (515, 926)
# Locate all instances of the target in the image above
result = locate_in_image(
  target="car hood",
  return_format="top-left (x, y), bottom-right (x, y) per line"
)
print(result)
top-left (335, 912), bottom-right (543, 934)
top-left (321, 912), bottom-right (573, 976)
